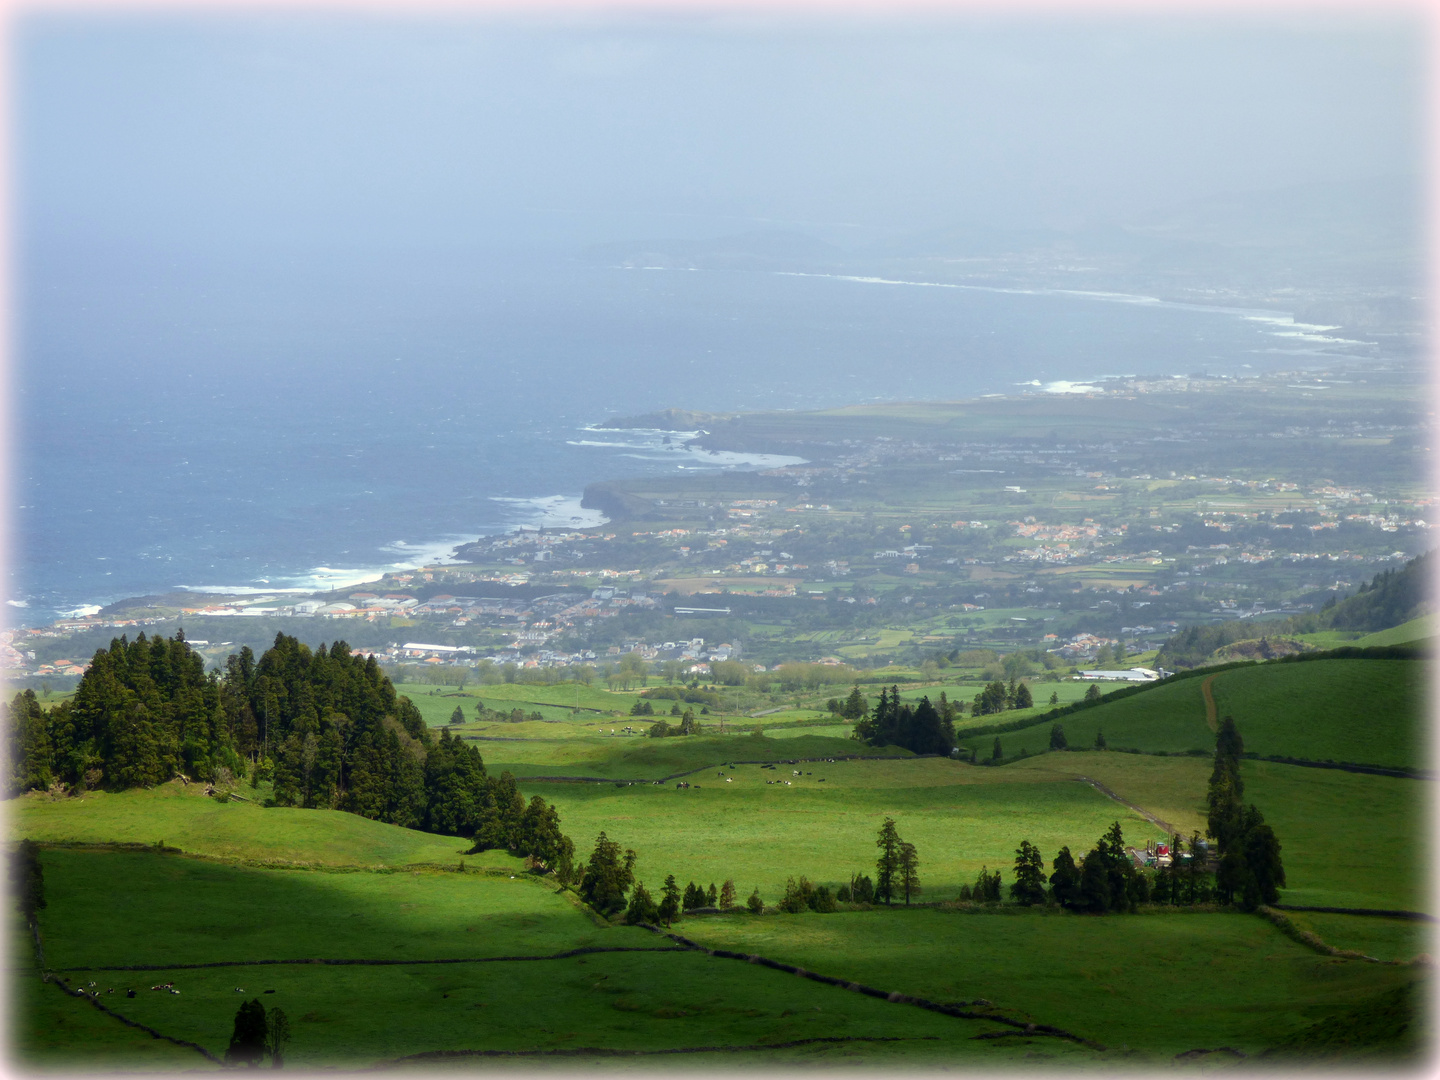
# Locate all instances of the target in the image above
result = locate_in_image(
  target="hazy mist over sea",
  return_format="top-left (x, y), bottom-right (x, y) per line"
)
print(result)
top-left (9, 11), bottom-right (1425, 624)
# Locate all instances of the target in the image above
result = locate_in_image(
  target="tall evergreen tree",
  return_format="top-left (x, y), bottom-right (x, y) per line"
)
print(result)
top-left (897, 842), bottom-right (921, 905)
top-left (578, 832), bottom-right (635, 916)
top-left (1049, 847), bottom-right (1081, 908)
top-left (624, 881), bottom-right (659, 925)
top-left (1010, 840), bottom-right (1047, 906)
top-left (875, 817), bottom-right (901, 904)
top-left (659, 875), bottom-right (681, 925)
top-left (226, 999), bottom-right (269, 1067)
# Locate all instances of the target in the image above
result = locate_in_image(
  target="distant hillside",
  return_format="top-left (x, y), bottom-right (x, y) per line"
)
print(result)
top-left (593, 408), bottom-right (734, 431)
top-left (1157, 552), bottom-right (1433, 669)
top-left (956, 655), bottom-right (1426, 772)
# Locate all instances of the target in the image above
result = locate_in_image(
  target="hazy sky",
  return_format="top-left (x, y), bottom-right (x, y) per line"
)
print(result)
top-left (15, 10), bottom-right (1426, 253)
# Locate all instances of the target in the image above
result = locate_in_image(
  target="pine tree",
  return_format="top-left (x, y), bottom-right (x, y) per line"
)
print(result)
top-left (1094, 728), bottom-right (1107, 750)
top-left (1013, 682), bottom-right (1033, 709)
top-left (1048, 723), bottom-right (1067, 750)
top-left (624, 881), bottom-right (659, 925)
top-left (225, 999), bottom-right (269, 1067)
top-left (659, 875), bottom-right (681, 925)
top-left (1084, 684), bottom-right (1101, 702)
top-left (719, 879), bottom-right (736, 909)
top-left (897, 842), bottom-right (921, 905)
top-left (578, 832), bottom-right (635, 917)
top-left (449, 705), bottom-right (465, 725)
top-left (706, 882), bottom-right (718, 907)
top-left (1049, 846), bottom-right (1081, 908)
top-left (746, 887), bottom-right (764, 913)
top-left (875, 817), bottom-right (901, 904)
top-left (991, 737), bottom-right (1003, 762)
top-left (1010, 840), bottom-right (1047, 906)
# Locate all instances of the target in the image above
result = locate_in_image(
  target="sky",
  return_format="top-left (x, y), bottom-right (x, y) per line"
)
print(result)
top-left (13, 10), bottom-right (1427, 256)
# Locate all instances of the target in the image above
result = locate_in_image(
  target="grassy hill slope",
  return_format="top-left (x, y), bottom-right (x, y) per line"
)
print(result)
top-left (12, 783), bottom-right (471, 867)
top-left (958, 658), bottom-right (1426, 770)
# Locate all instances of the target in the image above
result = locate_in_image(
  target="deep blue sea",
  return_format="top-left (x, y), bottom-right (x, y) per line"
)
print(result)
top-left (10, 244), bottom-right (1378, 625)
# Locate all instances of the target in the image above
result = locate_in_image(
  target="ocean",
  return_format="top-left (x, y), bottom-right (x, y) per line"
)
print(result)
top-left (9, 244), bottom-right (1377, 625)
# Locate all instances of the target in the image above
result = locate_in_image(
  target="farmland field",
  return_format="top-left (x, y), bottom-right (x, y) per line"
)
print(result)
top-left (11, 647), bottom-right (1431, 1068)
top-left (957, 659), bottom-right (1426, 771)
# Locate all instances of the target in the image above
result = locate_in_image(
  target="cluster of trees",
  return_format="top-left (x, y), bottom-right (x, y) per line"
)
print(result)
top-left (1046, 722), bottom-right (1107, 752)
top-left (837, 872), bottom-right (875, 903)
top-left (1207, 717), bottom-right (1285, 909)
top-left (776, 875), bottom-right (837, 913)
top-left (644, 712), bottom-right (701, 738)
top-left (1043, 823), bottom-right (1152, 912)
top-left (875, 817), bottom-right (922, 904)
top-left (853, 687), bottom-right (957, 756)
top-left (641, 686), bottom-right (723, 708)
top-left (5, 633), bottom-right (574, 873)
top-left (622, 876), bottom-right (742, 925)
top-left (973, 678), bottom-right (1033, 716)
top-left (961, 865), bottom-right (1005, 903)
top-left (826, 686), bottom-right (869, 720)
top-left (226, 999), bottom-right (290, 1068)
top-left (451, 702), bottom-right (545, 725)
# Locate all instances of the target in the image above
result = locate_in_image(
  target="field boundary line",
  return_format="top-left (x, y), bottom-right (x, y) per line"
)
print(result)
top-left (524, 752), bottom-right (938, 785)
top-left (1072, 777), bottom-right (1180, 837)
top-left (1272, 905), bottom-right (1436, 923)
top-left (59, 945), bottom-right (691, 973)
top-left (1201, 675), bottom-right (1219, 733)
top-left (637, 925), bottom-right (1106, 1050)
top-left (1256, 906), bottom-right (1425, 964)
top-left (26, 918), bottom-right (222, 1065)
top-left (371, 1034), bottom-right (938, 1066)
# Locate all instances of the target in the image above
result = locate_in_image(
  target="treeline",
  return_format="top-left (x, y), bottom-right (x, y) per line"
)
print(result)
top-left (853, 687), bottom-right (958, 756)
top-left (1158, 552), bottom-right (1431, 668)
top-left (5, 632), bottom-right (573, 872)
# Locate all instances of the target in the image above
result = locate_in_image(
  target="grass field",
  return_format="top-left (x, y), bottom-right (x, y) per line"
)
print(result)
top-left (481, 733), bottom-right (912, 780)
top-left (958, 659), bottom-right (1427, 771)
top-left (10, 784), bottom-right (469, 867)
top-left (394, 683), bottom-right (644, 726)
top-left (1281, 911), bottom-right (1430, 964)
top-left (533, 757), bottom-right (1155, 901)
top-left (11, 647), bottom-right (1431, 1068)
top-left (676, 908), bottom-right (1423, 1059)
top-left (22, 848), bottom-right (1070, 1069)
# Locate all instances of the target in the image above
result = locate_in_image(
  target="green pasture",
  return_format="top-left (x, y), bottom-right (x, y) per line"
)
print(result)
top-left (1354, 615), bottom-right (1438, 647)
top-left (763, 723), bottom-right (857, 739)
top-left (11, 911), bottom-right (202, 1071)
top-left (960, 659), bottom-right (1427, 771)
top-left (950, 680), bottom-right (1094, 732)
top-left (1243, 761), bottom-right (1425, 911)
top-left (1211, 660), bottom-right (1425, 769)
top-left (23, 848), bottom-right (1055, 1068)
top-left (483, 733), bottom-right (909, 781)
top-left (1282, 911), bottom-right (1430, 964)
top-left (976, 749), bottom-right (1426, 913)
top-left (678, 908), bottom-right (1421, 1059)
top-left (1297, 615), bottom-right (1436, 651)
top-left (10, 784), bottom-right (469, 867)
top-left (533, 759), bottom-right (1152, 901)
top-left (395, 683), bottom-right (643, 726)
top-left (1005, 752), bottom-right (1211, 839)
top-left (959, 674), bottom-right (1211, 758)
